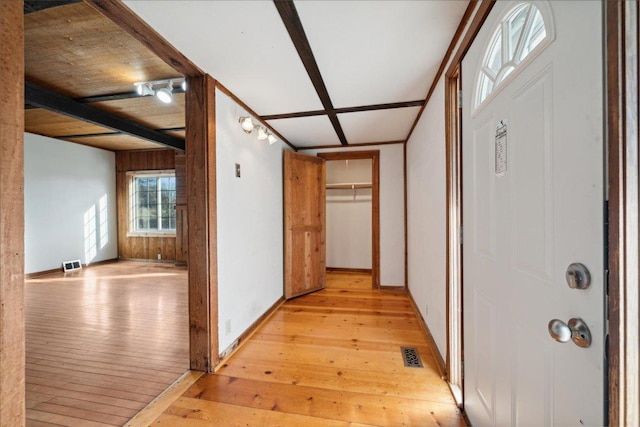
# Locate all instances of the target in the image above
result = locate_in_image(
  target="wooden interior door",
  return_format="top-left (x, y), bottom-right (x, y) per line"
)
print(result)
top-left (284, 151), bottom-right (326, 299)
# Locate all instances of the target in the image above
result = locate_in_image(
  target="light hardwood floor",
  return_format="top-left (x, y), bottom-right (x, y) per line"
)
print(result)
top-left (152, 272), bottom-right (466, 426)
top-left (24, 261), bottom-right (189, 427)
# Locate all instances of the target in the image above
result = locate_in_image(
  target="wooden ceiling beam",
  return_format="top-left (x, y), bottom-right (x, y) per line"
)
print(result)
top-left (54, 126), bottom-right (186, 139)
top-left (24, 87), bottom-right (187, 110)
top-left (261, 100), bottom-right (425, 121)
top-left (25, 81), bottom-right (185, 151)
top-left (274, 0), bottom-right (348, 145)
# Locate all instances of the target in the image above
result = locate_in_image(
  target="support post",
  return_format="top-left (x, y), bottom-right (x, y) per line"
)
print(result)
top-left (186, 74), bottom-right (218, 371)
top-left (0, 1), bottom-right (25, 425)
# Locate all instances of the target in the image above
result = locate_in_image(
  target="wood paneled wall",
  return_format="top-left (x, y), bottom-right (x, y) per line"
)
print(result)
top-left (116, 149), bottom-right (178, 261)
top-left (175, 153), bottom-right (188, 265)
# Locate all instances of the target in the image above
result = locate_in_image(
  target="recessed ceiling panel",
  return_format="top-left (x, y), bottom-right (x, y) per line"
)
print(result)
top-left (25, 109), bottom-right (113, 137)
top-left (296, 1), bottom-right (468, 108)
top-left (338, 106), bottom-right (421, 144)
top-left (267, 115), bottom-right (341, 148)
top-left (92, 93), bottom-right (185, 130)
top-left (124, 0), bottom-right (323, 115)
top-left (25, 2), bottom-right (181, 98)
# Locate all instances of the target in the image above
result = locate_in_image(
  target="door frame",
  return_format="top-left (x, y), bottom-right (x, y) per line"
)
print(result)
top-left (318, 150), bottom-right (381, 289)
top-left (606, 2), bottom-right (640, 425)
top-left (445, 65), bottom-right (463, 405)
top-left (442, 0), bottom-right (640, 422)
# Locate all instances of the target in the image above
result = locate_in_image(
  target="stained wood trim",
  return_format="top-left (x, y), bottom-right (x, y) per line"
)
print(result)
top-left (407, 290), bottom-right (446, 378)
top-left (0, 1), bottom-right (25, 425)
top-left (445, 0), bottom-right (495, 79)
top-left (186, 74), bottom-right (218, 372)
top-left (300, 140), bottom-right (405, 151)
top-left (403, 143), bottom-right (408, 288)
top-left (273, 0), bottom-right (348, 146)
top-left (85, 0), bottom-right (203, 78)
top-left (25, 81), bottom-right (185, 150)
top-left (216, 297), bottom-right (286, 369)
top-left (124, 370), bottom-right (203, 427)
top-left (261, 100), bottom-right (425, 121)
top-left (606, 1), bottom-right (640, 425)
top-left (318, 150), bottom-right (380, 289)
top-left (405, 0), bottom-right (479, 144)
top-left (444, 67), bottom-right (465, 404)
top-left (215, 82), bottom-right (296, 150)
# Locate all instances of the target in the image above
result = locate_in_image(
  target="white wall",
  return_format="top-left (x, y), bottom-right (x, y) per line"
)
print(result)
top-left (216, 88), bottom-right (290, 352)
top-left (300, 144), bottom-right (405, 287)
top-left (24, 133), bottom-right (118, 274)
top-left (406, 77), bottom-right (447, 357)
top-left (326, 159), bottom-right (372, 269)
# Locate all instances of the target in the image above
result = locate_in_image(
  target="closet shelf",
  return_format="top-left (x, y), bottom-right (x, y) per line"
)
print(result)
top-left (326, 183), bottom-right (372, 190)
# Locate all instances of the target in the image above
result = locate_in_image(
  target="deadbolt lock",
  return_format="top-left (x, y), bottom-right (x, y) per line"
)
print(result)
top-left (566, 263), bottom-right (591, 290)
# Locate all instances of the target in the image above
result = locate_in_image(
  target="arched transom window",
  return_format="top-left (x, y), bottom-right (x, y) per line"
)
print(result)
top-left (475, 2), bottom-right (553, 109)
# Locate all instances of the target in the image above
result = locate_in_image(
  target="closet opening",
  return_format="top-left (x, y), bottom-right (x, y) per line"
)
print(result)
top-left (318, 151), bottom-right (380, 289)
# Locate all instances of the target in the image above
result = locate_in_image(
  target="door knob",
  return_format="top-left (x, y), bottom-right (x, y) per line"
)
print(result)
top-left (548, 318), bottom-right (592, 348)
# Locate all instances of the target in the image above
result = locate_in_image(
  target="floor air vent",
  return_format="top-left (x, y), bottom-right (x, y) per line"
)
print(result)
top-left (401, 346), bottom-right (423, 368)
top-left (62, 260), bottom-right (82, 273)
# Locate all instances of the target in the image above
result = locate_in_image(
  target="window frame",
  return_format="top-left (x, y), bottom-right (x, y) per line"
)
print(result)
top-left (127, 169), bottom-right (177, 237)
top-left (472, 1), bottom-right (555, 115)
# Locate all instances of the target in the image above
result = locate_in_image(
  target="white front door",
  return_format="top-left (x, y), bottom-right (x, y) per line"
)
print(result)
top-left (462, 2), bottom-right (604, 426)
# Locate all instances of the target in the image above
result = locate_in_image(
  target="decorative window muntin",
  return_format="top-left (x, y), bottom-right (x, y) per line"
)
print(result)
top-left (475, 2), bottom-right (553, 110)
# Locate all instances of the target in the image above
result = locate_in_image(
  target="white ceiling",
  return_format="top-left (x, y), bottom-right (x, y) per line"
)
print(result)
top-left (124, 0), bottom-right (469, 149)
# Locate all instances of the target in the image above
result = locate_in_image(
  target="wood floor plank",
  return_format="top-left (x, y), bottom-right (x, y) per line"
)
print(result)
top-left (184, 374), bottom-right (465, 426)
top-left (155, 397), bottom-right (379, 427)
top-left (26, 409), bottom-right (117, 427)
top-left (151, 272), bottom-right (465, 426)
top-left (219, 356), bottom-right (451, 402)
top-left (25, 261), bottom-right (189, 427)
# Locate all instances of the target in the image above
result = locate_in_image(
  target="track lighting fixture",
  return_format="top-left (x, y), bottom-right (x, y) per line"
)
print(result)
top-left (135, 83), bottom-right (154, 96)
top-left (238, 116), bottom-right (278, 146)
top-left (239, 116), bottom-right (255, 133)
top-left (133, 77), bottom-right (185, 104)
top-left (155, 81), bottom-right (174, 104)
top-left (257, 126), bottom-right (268, 140)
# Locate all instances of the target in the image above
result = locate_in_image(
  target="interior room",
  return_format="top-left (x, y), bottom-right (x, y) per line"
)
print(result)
top-left (1, 1), bottom-right (638, 426)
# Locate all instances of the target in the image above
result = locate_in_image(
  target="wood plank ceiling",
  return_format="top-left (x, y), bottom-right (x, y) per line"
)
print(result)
top-left (24, 1), bottom-right (186, 151)
top-left (24, 0), bottom-right (470, 152)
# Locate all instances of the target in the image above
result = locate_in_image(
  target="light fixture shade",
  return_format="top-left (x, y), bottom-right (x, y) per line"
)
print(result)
top-left (257, 127), bottom-right (268, 140)
top-left (156, 85), bottom-right (173, 104)
top-left (268, 134), bottom-right (278, 145)
top-left (239, 116), bottom-right (254, 133)
top-left (181, 80), bottom-right (187, 91)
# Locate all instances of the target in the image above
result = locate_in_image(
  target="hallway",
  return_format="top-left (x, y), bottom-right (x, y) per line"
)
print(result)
top-left (153, 272), bottom-right (465, 426)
